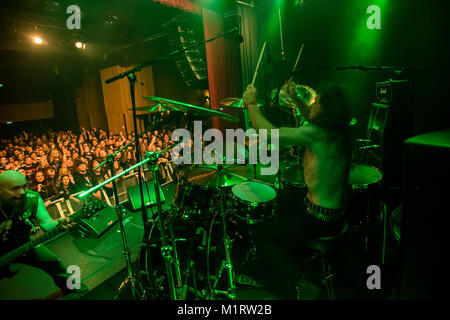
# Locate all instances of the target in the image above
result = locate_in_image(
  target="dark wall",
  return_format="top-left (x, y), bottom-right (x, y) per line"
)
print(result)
top-left (259, 0), bottom-right (449, 137)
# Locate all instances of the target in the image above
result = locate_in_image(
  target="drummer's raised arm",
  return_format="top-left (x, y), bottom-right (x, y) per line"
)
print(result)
top-left (244, 84), bottom-right (320, 148)
top-left (243, 84), bottom-right (275, 131)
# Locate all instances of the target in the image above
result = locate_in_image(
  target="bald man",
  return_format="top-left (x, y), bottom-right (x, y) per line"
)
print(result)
top-left (0, 170), bottom-right (87, 296)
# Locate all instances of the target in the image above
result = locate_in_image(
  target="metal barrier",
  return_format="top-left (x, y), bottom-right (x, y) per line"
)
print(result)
top-left (44, 163), bottom-right (174, 218)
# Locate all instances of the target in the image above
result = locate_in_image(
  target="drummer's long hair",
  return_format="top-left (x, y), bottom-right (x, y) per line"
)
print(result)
top-left (310, 83), bottom-right (352, 135)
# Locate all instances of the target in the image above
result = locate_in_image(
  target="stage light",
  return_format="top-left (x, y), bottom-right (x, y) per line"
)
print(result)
top-left (33, 36), bottom-right (43, 44)
top-left (75, 41), bottom-right (86, 49)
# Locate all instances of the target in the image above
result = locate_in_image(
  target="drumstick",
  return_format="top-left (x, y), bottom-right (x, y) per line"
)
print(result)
top-left (251, 41), bottom-right (267, 86)
top-left (290, 43), bottom-right (304, 79)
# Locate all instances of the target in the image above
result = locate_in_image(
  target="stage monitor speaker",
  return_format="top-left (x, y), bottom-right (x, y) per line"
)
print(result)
top-left (126, 180), bottom-right (166, 211)
top-left (398, 129), bottom-right (450, 299)
top-left (76, 206), bottom-right (118, 238)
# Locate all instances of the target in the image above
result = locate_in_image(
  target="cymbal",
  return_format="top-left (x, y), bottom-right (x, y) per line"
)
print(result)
top-left (220, 97), bottom-right (264, 109)
top-left (187, 164), bottom-right (252, 188)
top-left (131, 103), bottom-right (182, 113)
top-left (143, 96), bottom-right (239, 122)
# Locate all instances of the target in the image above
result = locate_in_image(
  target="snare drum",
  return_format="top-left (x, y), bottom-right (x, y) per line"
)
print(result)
top-left (229, 181), bottom-right (277, 224)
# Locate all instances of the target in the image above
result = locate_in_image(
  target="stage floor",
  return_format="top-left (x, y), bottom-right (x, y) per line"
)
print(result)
top-left (0, 180), bottom-right (391, 300)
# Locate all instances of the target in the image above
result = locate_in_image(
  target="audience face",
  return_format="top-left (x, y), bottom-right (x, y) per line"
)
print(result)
top-left (61, 175), bottom-right (70, 187)
top-left (35, 171), bottom-right (45, 183)
top-left (77, 163), bottom-right (87, 174)
top-left (2, 126), bottom-right (175, 197)
top-left (46, 168), bottom-right (56, 179)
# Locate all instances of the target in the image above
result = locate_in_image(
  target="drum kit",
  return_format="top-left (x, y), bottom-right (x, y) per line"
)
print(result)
top-left (82, 87), bottom-right (386, 300)
top-left (86, 37), bottom-right (384, 298)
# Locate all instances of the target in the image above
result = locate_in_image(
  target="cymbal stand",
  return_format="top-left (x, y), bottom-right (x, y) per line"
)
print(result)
top-left (146, 151), bottom-right (183, 300)
top-left (104, 154), bottom-right (146, 300)
top-left (210, 182), bottom-right (236, 300)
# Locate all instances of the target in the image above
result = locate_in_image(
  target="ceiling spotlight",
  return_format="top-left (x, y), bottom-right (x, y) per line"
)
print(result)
top-left (33, 36), bottom-right (43, 44)
top-left (75, 41), bottom-right (86, 49)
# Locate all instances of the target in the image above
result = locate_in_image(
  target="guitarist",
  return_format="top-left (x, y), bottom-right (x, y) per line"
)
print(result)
top-left (0, 170), bottom-right (87, 296)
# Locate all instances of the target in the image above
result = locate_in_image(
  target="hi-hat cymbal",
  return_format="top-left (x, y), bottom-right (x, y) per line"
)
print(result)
top-left (220, 98), bottom-right (264, 109)
top-left (131, 103), bottom-right (182, 113)
top-left (143, 96), bottom-right (239, 122)
top-left (187, 164), bottom-right (252, 188)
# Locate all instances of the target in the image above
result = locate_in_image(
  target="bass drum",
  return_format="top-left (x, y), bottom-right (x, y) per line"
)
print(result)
top-left (173, 177), bottom-right (216, 217)
top-left (278, 165), bottom-right (308, 216)
top-left (138, 211), bottom-right (227, 300)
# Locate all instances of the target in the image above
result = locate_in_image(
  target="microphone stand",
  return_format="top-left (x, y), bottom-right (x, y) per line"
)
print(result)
top-left (104, 153), bottom-right (146, 300)
top-left (78, 142), bottom-right (183, 300)
top-left (104, 26), bottom-right (240, 229)
top-left (104, 27), bottom-right (239, 300)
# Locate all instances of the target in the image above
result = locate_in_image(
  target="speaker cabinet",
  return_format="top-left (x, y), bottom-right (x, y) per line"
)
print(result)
top-left (398, 129), bottom-right (450, 299)
top-left (369, 79), bottom-right (413, 190)
top-left (126, 180), bottom-right (166, 211)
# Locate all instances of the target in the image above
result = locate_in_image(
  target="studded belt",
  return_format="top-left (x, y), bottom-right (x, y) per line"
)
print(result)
top-left (304, 196), bottom-right (345, 222)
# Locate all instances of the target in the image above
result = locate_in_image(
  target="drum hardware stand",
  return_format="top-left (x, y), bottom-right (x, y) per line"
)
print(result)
top-left (146, 150), bottom-right (184, 300)
top-left (180, 234), bottom-right (205, 300)
top-left (210, 182), bottom-right (236, 300)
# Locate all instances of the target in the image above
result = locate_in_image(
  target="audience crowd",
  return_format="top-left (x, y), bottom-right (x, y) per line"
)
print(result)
top-left (0, 125), bottom-right (176, 207)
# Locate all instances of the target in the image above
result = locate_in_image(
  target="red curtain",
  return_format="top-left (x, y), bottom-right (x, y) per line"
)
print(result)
top-left (202, 8), bottom-right (243, 133)
top-left (153, 0), bottom-right (201, 14)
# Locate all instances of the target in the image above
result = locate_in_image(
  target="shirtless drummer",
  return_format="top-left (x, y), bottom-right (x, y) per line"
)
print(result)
top-left (242, 79), bottom-right (353, 299)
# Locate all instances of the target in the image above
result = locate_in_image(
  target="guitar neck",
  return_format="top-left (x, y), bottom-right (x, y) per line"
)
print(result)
top-left (0, 225), bottom-right (64, 269)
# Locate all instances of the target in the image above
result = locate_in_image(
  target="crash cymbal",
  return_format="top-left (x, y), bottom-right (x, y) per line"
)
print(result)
top-left (131, 103), bottom-right (182, 113)
top-left (220, 97), bottom-right (264, 109)
top-left (143, 96), bottom-right (239, 122)
top-left (187, 164), bottom-right (252, 188)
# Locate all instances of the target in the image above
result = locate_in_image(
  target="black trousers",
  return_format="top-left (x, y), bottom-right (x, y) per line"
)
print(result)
top-left (14, 245), bottom-right (71, 292)
top-left (251, 189), bottom-right (344, 298)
